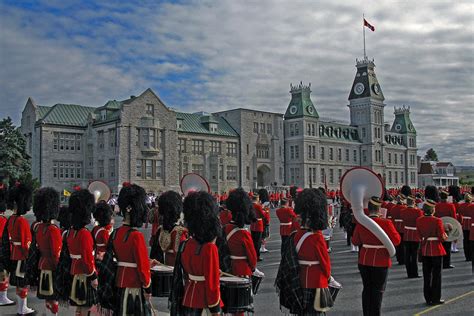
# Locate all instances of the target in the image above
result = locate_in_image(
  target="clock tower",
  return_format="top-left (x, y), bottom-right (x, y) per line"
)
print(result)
top-left (348, 57), bottom-right (385, 172)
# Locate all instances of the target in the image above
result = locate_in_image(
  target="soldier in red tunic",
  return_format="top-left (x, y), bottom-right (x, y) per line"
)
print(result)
top-left (250, 195), bottom-right (265, 261)
top-left (352, 197), bottom-right (401, 316)
top-left (150, 190), bottom-right (187, 266)
top-left (181, 191), bottom-right (222, 315)
top-left (114, 183), bottom-right (153, 315)
top-left (33, 187), bottom-right (62, 315)
top-left (468, 199), bottom-right (474, 272)
top-left (4, 182), bottom-right (35, 315)
top-left (0, 183), bottom-right (14, 306)
top-left (435, 190), bottom-right (456, 269)
top-left (292, 188), bottom-right (332, 315)
top-left (276, 198), bottom-right (297, 254)
top-left (66, 189), bottom-right (98, 315)
top-left (91, 201), bottom-right (114, 261)
top-left (456, 193), bottom-right (472, 261)
top-left (416, 199), bottom-right (448, 305)
top-left (390, 195), bottom-right (407, 265)
top-left (400, 195), bottom-right (423, 278)
top-left (219, 205), bottom-right (232, 226)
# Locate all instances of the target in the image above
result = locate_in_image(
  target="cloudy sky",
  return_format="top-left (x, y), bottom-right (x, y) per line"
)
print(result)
top-left (1, 0), bottom-right (473, 165)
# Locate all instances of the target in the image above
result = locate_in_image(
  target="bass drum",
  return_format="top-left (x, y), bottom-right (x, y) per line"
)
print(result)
top-left (220, 276), bottom-right (253, 313)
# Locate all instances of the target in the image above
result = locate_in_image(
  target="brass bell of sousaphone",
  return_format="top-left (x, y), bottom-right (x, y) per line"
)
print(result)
top-left (88, 181), bottom-right (111, 203)
top-left (180, 173), bottom-right (211, 196)
top-left (340, 167), bottom-right (396, 257)
top-left (441, 216), bottom-right (463, 242)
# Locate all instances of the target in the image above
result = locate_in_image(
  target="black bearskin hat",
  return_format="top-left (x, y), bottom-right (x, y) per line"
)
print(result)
top-left (257, 189), bottom-right (269, 203)
top-left (424, 185), bottom-right (440, 203)
top-left (448, 185), bottom-right (462, 203)
top-left (158, 191), bottom-right (183, 232)
top-left (400, 185), bottom-right (412, 198)
top-left (57, 205), bottom-right (71, 230)
top-left (118, 184), bottom-right (147, 227)
top-left (183, 191), bottom-right (221, 244)
top-left (295, 188), bottom-right (328, 231)
top-left (33, 187), bottom-right (60, 222)
top-left (93, 200), bottom-right (113, 227)
top-left (0, 184), bottom-right (7, 212)
top-left (226, 188), bottom-right (253, 228)
top-left (69, 189), bottom-right (95, 230)
top-left (7, 182), bottom-right (33, 215)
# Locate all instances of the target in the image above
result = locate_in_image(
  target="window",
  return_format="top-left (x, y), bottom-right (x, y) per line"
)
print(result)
top-left (192, 140), bottom-right (204, 154)
top-left (136, 160), bottom-right (142, 177)
top-left (290, 168), bottom-right (295, 184)
top-left (394, 154), bottom-right (398, 165)
top-left (400, 154), bottom-right (404, 164)
top-left (311, 124), bottom-right (315, 136)
top-left (307, 123), bottom-right (311, 135)
top-left (345, 149), bottom-right (350, 161)
top-left (353, 150), bottom-right (357, 162)
top-left (147, 104), bottom-right (154, 115)
top-left (219, 165), bottom-right (224, 180)
top-left (290, 124), bottom-right (295, 137)
top-left (308, 145), bottom-right (312, 160)
top-left (295, 123), bottom-right (299, 135)
top-left (295, 145), bottom-right (299, 159)
top-left (53, 161), bottom-right (82, 180)
top-left (362, 150), bottom-right (367, 162)
top-left (227, 166), bottom-right (237, 180)
top-left (53, 132), bottom-right (83, 152)
top-left (108, 129), bottom-right (116, 148)
top-left (227, 142), bottom-right (237, 157)
top-left (410, 154), bottom-right (416, 166)
top-left (98, 131), bottom-right (104, 150)
top-left (138, 128), bottom-right (157, 149)
top-left (338, 169), bottom-right (342, 182)
top-left (109, 159), bottom-right (115, 178)
top-left (388, 171), bottom-right (392, 184)
top-left (329, 148), bottom-right (334, 161)
top-left (177, 120), bottom-right (183, 129)
top-left (362, 127), bottom-right (366, 138)
top-left (400, 171), bottom-right (404, 184)
top-left (101, 110), bottom-right (106, 120)
top-left (87, 144), bottom-right (93, 167)
top-left (329, 169), bottom-right (334, 184)
top-left (210, 141), bottom-right (221, 154)
top-left (260, 123), bottom-right (265, 133)
top-left (290, 146), bottom-right (295, 159)
top-left (98, 160), bottom-right (104, 178)
top-left (246, 166), bottom-right (250, 180)
top-left (394, 171), bottom-right (398, 184)
top-left (257, 145), bottom-right (269, 158)
top-left (338, 148), bottom-right (342, 161)
top-left (320, 147), bottom-right (325, 160)
top-left (155, 160), bottom-right (162, 178)
top-left (247, 144), bottom-right (249, 155)
top-left (253, 122), bottom-right (259, 133)
top-left (192, 164), bottom-right (204, 176)
top-left (267, 123), bottom-right (272, 134)
top-left (178, 139), bottom-right (186, 153)
top-left (411, 172), bottom-right (416, 184)
top-left (388, 153), bottom-right (392, 164)
top-left (321, 168), bottom-right (326, 184)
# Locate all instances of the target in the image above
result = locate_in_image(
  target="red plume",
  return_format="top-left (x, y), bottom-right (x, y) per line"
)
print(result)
top-left (15, 181), bottom-right (21, 188)
top-left (122, 182), bottom-right (131, 187)
top-left (73, 185), bottom-right (81, 191)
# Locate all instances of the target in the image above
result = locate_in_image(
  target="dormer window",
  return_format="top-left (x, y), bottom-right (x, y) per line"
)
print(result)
top-left (209, 123), bottom-right (218, 132)
top-left (177, 119), bottom-right (183, 129)
top-left (101, 110), bottom-right (106, 120)
top-left (147, 104), bottom-right (154, 116)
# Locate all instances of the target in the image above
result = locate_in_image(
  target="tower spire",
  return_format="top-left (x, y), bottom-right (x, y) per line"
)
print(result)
top-left (363, 13), bottom-right (366, 59)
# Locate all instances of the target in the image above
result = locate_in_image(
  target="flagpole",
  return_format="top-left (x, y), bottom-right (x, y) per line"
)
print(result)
top-left (363, 13), bottom-right (366, 59)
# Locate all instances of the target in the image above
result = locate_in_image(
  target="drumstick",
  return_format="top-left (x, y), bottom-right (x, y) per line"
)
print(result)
top-left (220, 271), bottom-right (236, 277)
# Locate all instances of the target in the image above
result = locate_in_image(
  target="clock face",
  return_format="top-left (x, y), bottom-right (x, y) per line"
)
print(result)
top-left (354, 82), bottom-right (365, 95)
top-left (395, 124), bottom-right (402, 131)
top-left (289, 105), bottom-right (298, 115)
top-left (307, 105), bottom-right (314, 114)
top-left (372, 83), bottom-right (380, 95)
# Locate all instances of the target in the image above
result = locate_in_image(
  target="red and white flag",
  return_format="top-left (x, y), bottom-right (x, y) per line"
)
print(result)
top-left (364, 18), bottom-right (375, 32)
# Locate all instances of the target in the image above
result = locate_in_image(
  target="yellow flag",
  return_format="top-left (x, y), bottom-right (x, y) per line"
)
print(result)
top-left (63, 189), bottom-right (71, 197)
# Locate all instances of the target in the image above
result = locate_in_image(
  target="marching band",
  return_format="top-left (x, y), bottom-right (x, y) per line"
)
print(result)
top-left (0, 173), bottom-right (473, 315)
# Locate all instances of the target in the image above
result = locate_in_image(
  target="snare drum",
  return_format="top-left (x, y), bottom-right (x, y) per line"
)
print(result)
top-left (151, 265), bottom-right (174, 297)
top-left (251, 274), bottom-right (262, 294)
top-left (220, 276), bottom-right (252, 313)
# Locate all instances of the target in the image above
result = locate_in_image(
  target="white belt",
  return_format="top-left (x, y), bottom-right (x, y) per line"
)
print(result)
top-left (257, 219), bottom-right (263, 221)
top-left (471, 223), bottom-right (474, 227)
top-left (298, 260), bottom-right (320, 266)
top-left (394, 219), bottom-right (403, 222)
top-left (96, 243), bottom-right (106, 247)
top-left (188, 274), bottom-right (205, 282)
top-left (280, 222), bottom-right (292, 226)
top-left (405, 226), bottom-right (417, 230)
top-left (70, 254), bottom-right (81, 259)
top-left (426, 237), bottom-right (439, 241)
top-left (12, 242), bottom-right (21, 246)
top-left (362, 244), bottom-right (385, 249)
top-left (462, 216), bottom-right (471, 220)
top-left (117, 262), bottom-right (138, 268)
top-left (166, 250), bottom-right (175, 254)
top-left (230, 256), bottom-right (246, 260)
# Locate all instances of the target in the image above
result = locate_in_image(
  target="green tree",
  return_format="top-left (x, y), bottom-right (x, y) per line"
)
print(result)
top-left (424, 148), bottom-right (438, 161)
top-left (0, 117), bottom-right (31, 183)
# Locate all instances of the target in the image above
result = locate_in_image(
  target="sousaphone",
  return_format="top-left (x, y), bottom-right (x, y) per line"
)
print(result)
top-left (88, 181), bottom-right (111, 203)
top-left (180, 173), bottom-right (210, 196)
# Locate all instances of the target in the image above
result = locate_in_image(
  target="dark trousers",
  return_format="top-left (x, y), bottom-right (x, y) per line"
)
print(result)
top-left (463, 230), bottom-right (472, 261)
top-left (441, 242), bottom-right (452, 268)
top-left (358, 264), bottom-right (388, 316)
top-left (405, 241), bottom-right (420, 278)
top-left (422, 256), bottom-right (442, 304)
top-left (471, 241), bottom-right (474, 273)
top-left (251, 231), bottom-right (262, 259)
top-left (347, 223), bottom-right (356, 246)
top-left (396, 235), bottom-right (405, 264)
top-left (281, 235), bottom-right (290, 254)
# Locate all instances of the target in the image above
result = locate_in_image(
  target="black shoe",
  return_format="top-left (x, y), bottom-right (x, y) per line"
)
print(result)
top-left (444, 265), bottom-right (455, 269)
top-left (432, 300), bottom-right (445, 305)
top-left (258, 258), bottom-right (263, 262)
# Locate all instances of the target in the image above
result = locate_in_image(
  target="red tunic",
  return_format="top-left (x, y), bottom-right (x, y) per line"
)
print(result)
top-left (416, 216), bottom-right (447, 257)
top-left (467, 205), bottom-right (474, 241)
top-left (219, 210), bottom-right (232, 226)
top-left (250, 203), bottom-right (265, 232)
top-left (400, 207), bottom-right (423, 242)
top-left (113, 226), bottom-right (151, 288)
top-left (67, 228), bottom-right (96, 276)
top-left (352, 217), bottom-right (401, 267)
top-left (224, 224), bottom-right (257, 276)
top-left (181, 238), bottom-right (222, 309)
top-left (456, 202), bottom-right (472, 230)
top-left (293, 230), bottom-right (330, 288)
top-left (92, 224), bottom-right (113, 254)
top-left (276, 207), bottom-right (296, 236)
top-left (385, 202), bottom-right (395, 219)
top-left (8, 215), bottom-right (32, 260)
top-left (36, 223), bottom-right (62, 270)
top-left (435, 201), bottom-right (456, 219)
top-left (291, 217), bottom-right (301, 233)
top-left (0, 215), bottom-right (7, 242)
top-left (390, 204), bottom-right (407, 233)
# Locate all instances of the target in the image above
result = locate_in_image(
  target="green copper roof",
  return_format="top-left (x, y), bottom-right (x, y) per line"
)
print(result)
top-left (177, 112), bottom-right (238, 137)
top-left (390, 106), bottom-right (416, 134)
top-left (40, 104), bottom-right (95, 127)
top-left (37, 106), bottom-right (51, 119)
top-left (348, 58), bottom-right (385, 102)
top-left (284, 83), bottom-right (319, 119)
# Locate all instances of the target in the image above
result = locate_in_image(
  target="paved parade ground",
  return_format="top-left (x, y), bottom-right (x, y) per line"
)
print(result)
top-left (2, 209), bottom-right (473, 315)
